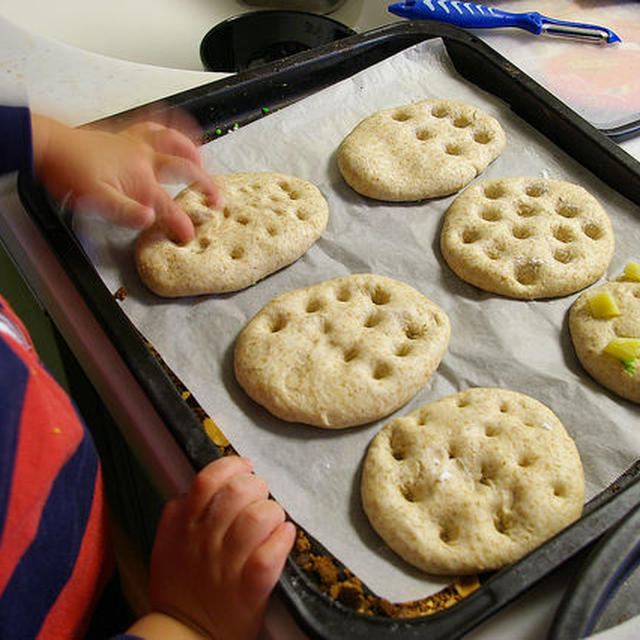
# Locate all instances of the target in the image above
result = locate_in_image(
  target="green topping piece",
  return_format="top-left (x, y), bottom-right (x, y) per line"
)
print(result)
top-left (262, 107), bottom-right (270, 114)
top-left (215, 128), bottom-right (222, 136)
top-left (621, 359), bottom-right (637, 376)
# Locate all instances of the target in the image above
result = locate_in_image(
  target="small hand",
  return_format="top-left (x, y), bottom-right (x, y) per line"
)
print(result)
top-left (147, 456), bottom-right (296, 640)
top-left (32, 113), bottom-right (222, 243)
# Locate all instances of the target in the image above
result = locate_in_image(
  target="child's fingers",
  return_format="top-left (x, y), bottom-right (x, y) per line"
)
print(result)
top-left (78, 180), bottom-right (196, 244)
top-left (148, 127), bottom-right (204, 166)
top-left (128, 108), bottom-right (204, 145)
top-left (152, 190), bottom-right (196, 244)
top-left (182, 456), bottom-right (254, 519)
top-left (203, 474), bottom-right (271, 548)
top-left (242, 521), bottom-right (296, 598)
top-left (125, 121), bottom-right (202, 166)
top-left (76, 186), bottom-right (154, 229)
top-left (196, 177), bottom-right (224, 209)
top-left (160, 108), bottom-right (204, 144)
top-left (223, 500), bottom-right (288, 573)
top-left (153, 155), bottom-right (223, 209)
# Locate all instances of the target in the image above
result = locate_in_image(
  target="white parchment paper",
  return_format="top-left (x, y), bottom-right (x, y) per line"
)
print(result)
top-left (74, 39), bottom-right (640, 603)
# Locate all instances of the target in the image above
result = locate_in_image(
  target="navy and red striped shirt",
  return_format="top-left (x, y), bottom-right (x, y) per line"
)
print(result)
top-left (0, 298), bottom-right (114, 638)
top-left (1, 106), bottom-right (137, 638)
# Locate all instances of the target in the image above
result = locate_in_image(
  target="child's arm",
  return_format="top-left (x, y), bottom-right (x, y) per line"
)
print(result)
top-left (31, 114), bottom-right (222, 244)
top-left (18, 110), bottom-right (294, 638)
top-left (126, 456), bottom-right (296, 640)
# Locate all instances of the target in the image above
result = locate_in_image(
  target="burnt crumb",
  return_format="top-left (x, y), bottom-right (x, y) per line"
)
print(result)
top-left (295, 552), bottom-right (312, 569)
top-left (333, 581), bottom-right (364, 610)
top-left (376, 598), bottom-right (397, 617)
top-left (143, 334), bottom-right (481, 619)
top-left (315, 556), bottom-right (340, 586)
top-left (113, 286), bottom-right (128, 301)
top-left (295, 530), bottom-right (312, 554)
top-left (291, 528), bottom-right (479, 618)
top-left (293, 545), bottom-right (338, 586)
top-left (363, 584), bottom-right (467, 619)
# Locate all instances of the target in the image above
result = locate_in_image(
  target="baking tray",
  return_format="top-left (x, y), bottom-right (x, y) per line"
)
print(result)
top-left (17, 20), bottom-right (640, 640)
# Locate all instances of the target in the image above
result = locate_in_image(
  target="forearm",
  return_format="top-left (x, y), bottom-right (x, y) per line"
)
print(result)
top-left (30, 113), bottom-right (78, 182)
top-left (30, 112), bottom-right (59, 176)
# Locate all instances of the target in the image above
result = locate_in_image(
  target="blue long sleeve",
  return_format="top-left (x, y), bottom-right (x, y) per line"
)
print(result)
top-left (0, 105), bottom-right (33, 175)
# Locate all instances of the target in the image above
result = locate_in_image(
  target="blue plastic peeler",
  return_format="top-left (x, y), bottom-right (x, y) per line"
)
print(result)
top-left (388, 1), bottom-right (621, 44)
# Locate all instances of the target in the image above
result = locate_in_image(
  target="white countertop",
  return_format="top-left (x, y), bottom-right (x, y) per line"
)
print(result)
top-left (1, 3), bottom-right (639, 639)
top-left (2, 0), bottom-right (396, 71)
top-left (4, 0), bottom-right (639, 146)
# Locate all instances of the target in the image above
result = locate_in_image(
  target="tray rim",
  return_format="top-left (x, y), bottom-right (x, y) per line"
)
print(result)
top-left (17, 20), bottom-right (640, 640)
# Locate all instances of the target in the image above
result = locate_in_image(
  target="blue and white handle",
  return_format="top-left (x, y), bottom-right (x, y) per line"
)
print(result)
top-left (388, 1), bottom-right (621, 44)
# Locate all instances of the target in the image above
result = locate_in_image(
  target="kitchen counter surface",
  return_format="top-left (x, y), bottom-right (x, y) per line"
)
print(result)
top-left (1, 1), bottom-right (395, 71)
top-left (1, 3), bottom-right (639, 639)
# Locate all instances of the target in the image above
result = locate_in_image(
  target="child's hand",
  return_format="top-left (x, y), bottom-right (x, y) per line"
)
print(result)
top-left (31, 114), bottom-right (221, 244)
top-left (143, 456), bottom-right (296, 640)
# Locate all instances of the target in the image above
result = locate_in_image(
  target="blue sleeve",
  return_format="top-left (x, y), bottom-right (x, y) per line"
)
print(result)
top-left (0, 105), bottom-right (33, 175)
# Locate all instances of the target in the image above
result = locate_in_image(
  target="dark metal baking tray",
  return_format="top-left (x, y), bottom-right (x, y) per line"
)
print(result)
top-left (17, 20), bottom-right (640, 640)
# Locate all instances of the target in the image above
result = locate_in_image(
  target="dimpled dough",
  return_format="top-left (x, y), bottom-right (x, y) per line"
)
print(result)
top-left (440, 177), bottom-right (614, 299)
top-left (361, 388), bottom-right (584, 575)
top-left (337, 99), bottom-right (506, 201)
top-left (570, 281), bottom-right (640, 403)
top-left (234, 274), bottom-right (450, 429)
top-left (135, 172), bottom-right (329, 297)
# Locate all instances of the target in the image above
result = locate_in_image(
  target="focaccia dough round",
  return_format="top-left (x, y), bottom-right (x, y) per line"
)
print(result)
top-left (569, 281), bottom-right (640, 403)
top-left (361, 388), bottom-right (584, 575)
top-left (337, 99), bottom-right (506, 201)
top-left (135, 172), bottom-right (328, 297)
top-left (234, 274), bottom-right (450, 429)
top-left (440, 177), bottom-right (614, 299)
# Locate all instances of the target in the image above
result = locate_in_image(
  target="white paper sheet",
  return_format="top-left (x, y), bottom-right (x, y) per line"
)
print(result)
top-left (74, 39), bottom-right (640, 603)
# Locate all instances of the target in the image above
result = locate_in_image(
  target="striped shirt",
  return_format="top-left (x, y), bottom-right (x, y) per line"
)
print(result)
top-left (1, 106), bottom-right (138, 638)
top-left (0, 297), bottom-right (113, 638)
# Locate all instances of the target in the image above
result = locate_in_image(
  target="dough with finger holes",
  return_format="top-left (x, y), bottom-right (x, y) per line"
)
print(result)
top-left (361, 387), bottom-right (584, 575)
top-left (233, 274), bottom-right (450, 429)
top-left (440, 177), bottom-right (614, 299)
top-left (337, 99), bottom-right (506, 201)
top-left (135, 172), bottom-right (329, 297)
top-left (569, 281), bottom-right (640, 403)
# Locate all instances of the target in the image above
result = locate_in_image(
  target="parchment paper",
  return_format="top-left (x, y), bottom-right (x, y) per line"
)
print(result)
top-left (74, 39), bottom-right (640, 603)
